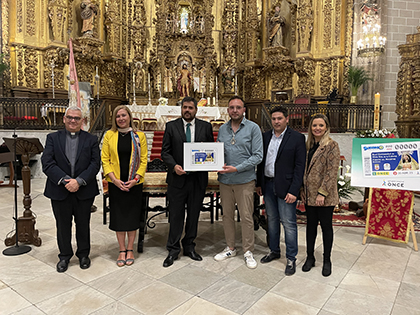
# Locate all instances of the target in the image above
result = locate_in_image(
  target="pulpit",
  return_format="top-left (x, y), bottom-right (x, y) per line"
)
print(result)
top-left (3, 137), bottom-right (43, 247)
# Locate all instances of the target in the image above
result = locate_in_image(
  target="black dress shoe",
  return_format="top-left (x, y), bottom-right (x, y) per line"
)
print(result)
top-left (79, 257), bottom-right (91, 269)
top-left (260, 252), bottom-right (281, 264)
top-left (322, 260), bottom-right (332, 277)
top-left (302, 257), bottom-right (316, 272)
top-left (57, 260), bottom-right (69, 273)
top-left (183, 250), bottom-right (203, 261)
top-left (163, 255), bottom-right (178, 267)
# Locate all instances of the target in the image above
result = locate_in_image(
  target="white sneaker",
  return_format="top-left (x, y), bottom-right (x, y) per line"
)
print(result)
top-left (244, 251), bottom-right (257, 269)
top-left (214, 246), bottom-right (237, 261)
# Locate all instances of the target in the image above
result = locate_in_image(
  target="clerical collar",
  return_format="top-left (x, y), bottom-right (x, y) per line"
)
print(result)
top-left (65, 130), bottom-right (80, 137)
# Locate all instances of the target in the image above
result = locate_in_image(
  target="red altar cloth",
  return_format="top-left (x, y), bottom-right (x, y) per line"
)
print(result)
top-left (365, 188), bottom-right (415, 243)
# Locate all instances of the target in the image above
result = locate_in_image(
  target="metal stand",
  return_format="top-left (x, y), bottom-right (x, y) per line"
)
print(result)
top-left (3, 132), bottom-right (31, 256)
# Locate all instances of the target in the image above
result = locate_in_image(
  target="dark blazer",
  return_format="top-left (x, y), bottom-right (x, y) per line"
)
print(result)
top-left (256, 127), bottom-right (306, 199)
top-left (42, 129), bottom-right (100, 201)
top-left (161, 117), bottom-right (214, 189)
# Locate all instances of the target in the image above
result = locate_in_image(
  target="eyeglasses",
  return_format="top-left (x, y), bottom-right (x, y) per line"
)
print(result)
top-left (65, 115), bottom-right (82, 121)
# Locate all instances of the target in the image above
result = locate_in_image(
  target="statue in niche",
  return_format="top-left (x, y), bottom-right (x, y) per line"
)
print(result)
top-left (222, 67), bottom-right (235, 93)
top-left (195, 16), bottom-right (204, 34)
top-left (269, 5), bottom-right (285, 47)
top-left (177, 64), bottom-right (192, 97)
top-left (180, 7), bottom-right (189, 34)
top-left (80, 0), bottom-right (98, 36)
top-left (135, 68), bottom-right (144, 90)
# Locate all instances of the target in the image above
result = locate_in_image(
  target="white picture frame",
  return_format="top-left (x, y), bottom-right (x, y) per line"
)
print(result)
top-left (183, 142), bottom-right (224, 171)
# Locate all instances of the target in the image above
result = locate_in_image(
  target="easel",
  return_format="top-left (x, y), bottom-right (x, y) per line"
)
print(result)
top-left (362, 187), bottom-right (418, 251)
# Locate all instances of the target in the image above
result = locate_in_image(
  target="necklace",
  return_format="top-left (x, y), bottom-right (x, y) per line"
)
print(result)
top-left (119, 132), bottom-right (129, 137)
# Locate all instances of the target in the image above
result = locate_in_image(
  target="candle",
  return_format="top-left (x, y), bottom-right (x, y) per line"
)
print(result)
top-left (148, 73), bottom-right (150, 85)
top-left (213, 97), bottom-right (215, 105)
top-left (375, 93), bottom-right (380, 106)
top-left (96, 66), bottom-right (98, 76)
top-left (207, 97), bottom-right (210, 105)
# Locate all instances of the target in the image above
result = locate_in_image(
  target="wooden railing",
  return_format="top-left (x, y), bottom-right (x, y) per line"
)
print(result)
top-left (262, 102), bottom-right (380, 133)
top-left (0, 98), bottom-right (106, 138)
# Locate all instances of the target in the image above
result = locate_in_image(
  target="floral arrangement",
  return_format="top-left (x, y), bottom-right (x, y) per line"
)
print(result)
top-left (337, 165), bottom-right (363, 201)
top-left (158, 97), bottom-right (168, 106)
top-left (356, 128), bottom-right (396, 138)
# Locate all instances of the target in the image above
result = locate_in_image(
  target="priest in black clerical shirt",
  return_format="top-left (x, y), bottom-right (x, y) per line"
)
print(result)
top-left (41, 106), bottom-right (100, 273)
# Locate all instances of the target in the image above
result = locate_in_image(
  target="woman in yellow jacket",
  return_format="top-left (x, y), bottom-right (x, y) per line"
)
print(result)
top-left (102, 105), bottom-right (148, 267)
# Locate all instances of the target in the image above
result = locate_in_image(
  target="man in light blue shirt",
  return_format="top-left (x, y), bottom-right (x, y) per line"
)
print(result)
top-left (214, 96), bottom-right (263, 269)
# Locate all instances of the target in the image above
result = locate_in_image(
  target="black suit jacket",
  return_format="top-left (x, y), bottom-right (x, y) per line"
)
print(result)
top-left (161, 118), bottom-right (214, 189)
top-left (256, 127), bottom-right (306, 199)
top-left (41, 129), bottom-right (100, 201)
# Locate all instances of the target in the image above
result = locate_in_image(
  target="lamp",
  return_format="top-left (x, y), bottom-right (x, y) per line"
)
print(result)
top-left (357, 1), bottom-right (386, 58)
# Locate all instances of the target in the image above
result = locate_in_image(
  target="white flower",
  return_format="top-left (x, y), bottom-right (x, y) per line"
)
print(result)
top-left (339, 175), bottom-right (344, 180)
top-left (338, 181), bottom-right (345, 186)
top-left (345, 165), bottom-right (351, 172)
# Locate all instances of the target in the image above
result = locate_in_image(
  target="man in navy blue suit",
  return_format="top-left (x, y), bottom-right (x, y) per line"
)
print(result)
top-left (161, 96), bottom-right (214, 267)
top-left (256, 107), bottom-right (306, 276)
top-left (42, 106), bottom-right (100, 273)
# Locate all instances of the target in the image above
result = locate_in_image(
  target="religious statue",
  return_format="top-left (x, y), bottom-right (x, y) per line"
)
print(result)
top-left (269, 6), bottom-right (285, 47)
top-left (177, 64), bottom-right (191, 97)
top-left (222, 67), bottom-right (234, 93)
top-left (80, 0), bottom-right (98, 36)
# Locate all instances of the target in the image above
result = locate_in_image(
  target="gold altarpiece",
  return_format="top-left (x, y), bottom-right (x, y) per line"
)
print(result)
top-left (395, 26), bottom-right (420, 139)
top-left (1, 0), bottom-right (354, 105)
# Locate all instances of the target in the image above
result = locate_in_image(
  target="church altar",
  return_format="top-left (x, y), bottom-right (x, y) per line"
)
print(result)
top-left (127, 104), bottom-right (228, 130)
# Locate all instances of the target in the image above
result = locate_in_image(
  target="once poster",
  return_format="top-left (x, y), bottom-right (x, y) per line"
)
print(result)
top-left (351, 138), bottom-right (420, 191)
top-left (183, 142), bottom-right (224, 171)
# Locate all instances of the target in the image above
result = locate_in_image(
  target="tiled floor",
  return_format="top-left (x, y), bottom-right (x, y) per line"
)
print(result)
top-left (0, 179), bottom-right (419, 315)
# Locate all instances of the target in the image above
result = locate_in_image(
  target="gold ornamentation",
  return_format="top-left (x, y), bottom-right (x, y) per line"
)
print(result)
top-left (396, 26), bottom-right (420, 138)
top-left (335, 0), bottom-right (341, 46)
top-left (17, 0), bottom-right (23, 33)
top-left (23, 48), bottom-right (38, 88)
top-left (295, 57), bottom-right (315, 95)
top-left (26, 0), bottom-right (36, 37)
top-left (319, 59), bottom-right (332, 96)
top-left (323, 0), bottom-right (332, 49)
top-left (297, 0), bottom-right (313, 52)
top-left (48, 0), bottom-right (67, 43)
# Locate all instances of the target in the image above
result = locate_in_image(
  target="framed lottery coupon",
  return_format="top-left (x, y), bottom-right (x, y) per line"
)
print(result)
top-left (183, 142), bottom-right (224, 171)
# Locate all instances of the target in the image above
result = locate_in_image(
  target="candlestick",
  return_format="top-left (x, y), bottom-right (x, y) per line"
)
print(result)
top-left (215, 76), bottom-right (218, 106)
top-left (235, 74), bottom-right (238, 95)
top-left (374, 93), bottom-right (380, 130)
top-left (147, 72), bottom-right (152, 106)
top-left (159, 73), bottom-right (162, 98)
top-left (133, 67), bottom-right (136, 103)
top-left (95, 67), bottom-right (100, 100)
top-left (51, 61), bottom-right (55, 99)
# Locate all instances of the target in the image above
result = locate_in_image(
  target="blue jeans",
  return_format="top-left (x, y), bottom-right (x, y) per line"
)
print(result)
top-left (264, 180), bottom-right (298, 261)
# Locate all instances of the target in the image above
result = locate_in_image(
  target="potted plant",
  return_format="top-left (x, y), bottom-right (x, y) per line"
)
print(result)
top-left (348, 66), bottom-right (372, 104)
